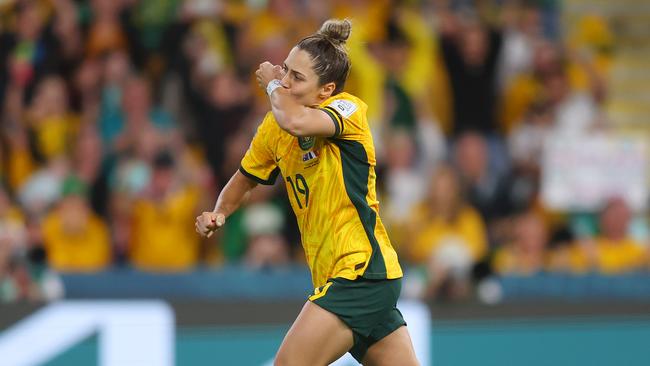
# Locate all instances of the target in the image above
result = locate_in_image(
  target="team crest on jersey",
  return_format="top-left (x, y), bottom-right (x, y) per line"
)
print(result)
top-left (298, 136), bottom-right (315, 150)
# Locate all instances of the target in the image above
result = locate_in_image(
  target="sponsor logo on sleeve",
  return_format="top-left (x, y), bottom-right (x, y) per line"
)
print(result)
top-left (327, 99), bottom-right (358, 118)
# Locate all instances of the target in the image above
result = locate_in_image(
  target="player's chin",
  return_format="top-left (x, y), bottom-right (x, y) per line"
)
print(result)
top-left (288, 89), bottom-right (303, 98)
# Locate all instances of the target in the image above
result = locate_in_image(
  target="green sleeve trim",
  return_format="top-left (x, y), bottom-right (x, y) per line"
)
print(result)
top-left (320, 106), bottom-right (344, 137)
top-left (238, 165), bottom-right (280, 185)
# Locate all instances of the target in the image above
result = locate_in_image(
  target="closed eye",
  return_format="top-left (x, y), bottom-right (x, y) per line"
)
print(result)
top-left (283, 63), bottom-right (305, 81)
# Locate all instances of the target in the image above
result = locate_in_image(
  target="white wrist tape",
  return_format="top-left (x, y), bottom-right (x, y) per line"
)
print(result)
top-left (266, 79), bottom-right (282, 96)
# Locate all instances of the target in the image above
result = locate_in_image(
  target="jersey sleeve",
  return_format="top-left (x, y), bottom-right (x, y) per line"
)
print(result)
top-left (318, 97), bottom-right (367, 140)
top-left (239, 113), bottom-right (280, 185)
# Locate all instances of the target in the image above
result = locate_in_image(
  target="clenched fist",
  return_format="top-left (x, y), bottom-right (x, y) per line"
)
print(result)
top-left (255, 61), bottom-right (284, 89)
top-left (195, 211), bottom-right (225, 238)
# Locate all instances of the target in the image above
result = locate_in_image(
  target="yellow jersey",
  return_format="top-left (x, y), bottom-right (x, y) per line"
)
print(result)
top-left (240, 92), bottom-right (403, 288)
top-left (407, 204), bottom-right (487, 265)
top-left (42, 211), bottom-right (111, 272)
top-left (568, 237), bottom-right (647, 274)
top-left (130, 186), bottom-right (201, 271)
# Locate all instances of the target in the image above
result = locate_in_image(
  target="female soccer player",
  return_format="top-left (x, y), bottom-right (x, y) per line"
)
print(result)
top-left (195, 19), bottom-right (419, 366)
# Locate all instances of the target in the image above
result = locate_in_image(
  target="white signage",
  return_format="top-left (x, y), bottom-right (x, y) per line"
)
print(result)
top-left (0, 301), bottom-right (174, 366)
top-left (542, 134), bottom-right (648, 211)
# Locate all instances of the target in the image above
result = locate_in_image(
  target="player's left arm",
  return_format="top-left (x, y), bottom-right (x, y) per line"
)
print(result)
top-left (256, 62), bottom-right (336, 138)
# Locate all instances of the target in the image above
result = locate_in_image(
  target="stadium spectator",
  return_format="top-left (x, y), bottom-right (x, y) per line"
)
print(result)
top-left (499, 40), bottom-right (563, 134)
top-left (242, 201), bottom-right (290, 269)
top-left (73, 57), bottom-right (103, 126)
top-left (571, 198), bottom-right (647, 274)
top-left (0, 254), bottom-right (34, 302)
top-left (492, 211), bottom-right (549, 275)
top-left (84, 0), bottom-right (130, 58)
top-left (405, 165), bottom-right (487, 300)
top-left (508, 100), bottom-right (553, 170)
top-left (188, 69), bottom-right (254, 186)
top-left (500, 39), bottom-right (606, 135)
top-left (26, 75), bottom-right (80, 161)
top-left (0, 184), bottom-right (27, 261)
top-left (42, 175), bottom-right (111, 272)
top-left (544, 69), bottom-right (601, 137)
top-left (381, 129), bottom-right (426, 232)
top-left (1, 116), bottom-right (35, 194)
top-left (497, 2), bottom-right (542, 89)
top-left (452, 132), bottom-right (511, 226)
top-left (128, 150), bottom-right (201, 271)
top-left (0, 0), bottom-right (62, 103)
top-left (18, 155), bottom-right (69, 218)
top-left (437, 8), bottom-right (503, 136)
top-left (71, 126), bottom-right (106, 215)
top-left (97, 50), bottom-right (132, 148)
top-left (109, 76), bottom-right (176, 155)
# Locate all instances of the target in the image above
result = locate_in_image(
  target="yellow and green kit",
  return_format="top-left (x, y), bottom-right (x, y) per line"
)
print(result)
top-left (239, 92), bottom-right (406, 360)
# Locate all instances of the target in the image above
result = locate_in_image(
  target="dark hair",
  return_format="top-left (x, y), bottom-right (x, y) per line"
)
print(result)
top-left (297, 19), bottom-right (352, 95)
top-left (385, 17), bottom-right (410, 47)
top-left (153, 150), bottom-right (175, 170)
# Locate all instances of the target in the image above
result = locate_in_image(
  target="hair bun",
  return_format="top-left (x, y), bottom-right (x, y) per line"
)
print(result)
top-left (317, 19), bottom-right (351, 45)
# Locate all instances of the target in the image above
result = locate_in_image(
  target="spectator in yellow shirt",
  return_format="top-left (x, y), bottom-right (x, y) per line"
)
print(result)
top-left (571, 198), bottom-right (647, 274)
top-left (129, 151), bottom-right (200, 271)
top-left (2, 86), bottom-right (36, 192)
top-left (42, 176), bottom-right (111, 272)
top-left (27, 76), bottom-right (81, 160)
top-left (405, 165), bottom-right (487, 300)
top-left (492, 211), bottom-right (549, 275)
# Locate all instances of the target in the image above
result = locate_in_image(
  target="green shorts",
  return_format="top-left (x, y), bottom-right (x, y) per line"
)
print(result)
top-left (308, 277), bottom-right (406, 362)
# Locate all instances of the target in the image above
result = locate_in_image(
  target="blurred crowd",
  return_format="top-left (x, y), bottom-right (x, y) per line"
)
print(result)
top-left (0, 0), bottom-right (648, 304)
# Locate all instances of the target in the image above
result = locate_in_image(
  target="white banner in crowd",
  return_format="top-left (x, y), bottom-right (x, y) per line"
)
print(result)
top-left (542, 134), bottom-right (648, 211)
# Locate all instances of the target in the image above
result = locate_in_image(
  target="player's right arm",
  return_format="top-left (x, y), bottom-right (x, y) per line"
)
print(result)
top-left (195, 170), bottom-right (257, 238)
top-left (197, 114), bottom-right (278, 238)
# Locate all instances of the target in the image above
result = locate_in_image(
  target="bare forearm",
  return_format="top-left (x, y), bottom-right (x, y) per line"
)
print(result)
top-left (213, 170), bottom-right (257, 217)
top-left (269, 88), bottom-right (309, 135)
